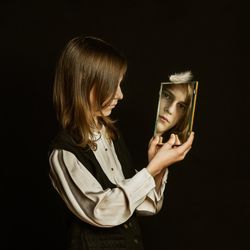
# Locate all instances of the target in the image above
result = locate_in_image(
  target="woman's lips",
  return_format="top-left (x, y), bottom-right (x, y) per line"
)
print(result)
top-left (159, 115), bottom-right (170, 123)
top-left (109, 103), bottom-right (117, 108)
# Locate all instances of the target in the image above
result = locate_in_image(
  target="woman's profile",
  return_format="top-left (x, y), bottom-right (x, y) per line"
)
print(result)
top-left (48, 35), bottom-right (194, 249)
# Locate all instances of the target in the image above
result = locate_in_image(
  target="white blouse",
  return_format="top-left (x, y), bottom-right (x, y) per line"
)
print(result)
top-left (49, 127), bottom-right (168, 228)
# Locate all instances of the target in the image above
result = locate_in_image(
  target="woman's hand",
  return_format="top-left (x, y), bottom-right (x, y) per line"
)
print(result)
top-left (148, 135), bottom-right (162, 162)
top-left (148, 134), bottom-right (182, 162)
top-left (147, 132), bottom-right (194, 177)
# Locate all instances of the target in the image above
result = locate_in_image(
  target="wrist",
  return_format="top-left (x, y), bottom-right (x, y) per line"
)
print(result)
top-left (146, 162), bottom-right (161, 177)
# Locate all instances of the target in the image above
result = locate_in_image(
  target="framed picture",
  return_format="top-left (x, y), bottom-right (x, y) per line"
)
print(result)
top-left (154, 81), bottom-right (198, 143)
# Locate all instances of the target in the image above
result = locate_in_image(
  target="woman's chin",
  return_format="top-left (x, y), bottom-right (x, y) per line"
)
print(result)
top-left (156, 123), bottom-right (170, 135)
top-left (102, 110), bottom-right (112, 116)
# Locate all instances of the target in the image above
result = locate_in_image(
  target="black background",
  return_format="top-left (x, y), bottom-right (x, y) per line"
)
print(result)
top-left (1, 1), bottom-right (249, 249)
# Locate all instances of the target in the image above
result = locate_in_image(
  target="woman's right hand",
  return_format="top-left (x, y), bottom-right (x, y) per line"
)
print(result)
top-left (146, 132), bottom-right (194, 177)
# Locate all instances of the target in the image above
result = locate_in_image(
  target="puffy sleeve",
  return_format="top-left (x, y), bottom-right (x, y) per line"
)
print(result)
top-left (49, 149), bottom-right (156, 228)
top-left (135, 169), bottom-right (169, 215)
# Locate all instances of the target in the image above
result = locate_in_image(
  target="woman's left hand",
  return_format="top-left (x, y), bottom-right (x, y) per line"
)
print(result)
top-left (148, 135), bottom-right (162, 162)
top-left (148, 134), bottom-right (181, 162)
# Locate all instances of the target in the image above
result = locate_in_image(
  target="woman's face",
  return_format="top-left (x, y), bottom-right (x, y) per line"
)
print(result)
top-left (101, 81), bottom-right (123, 116)
top-left (156, 84), bottom-right (188, 135)
top-left (90, 76), bottom-right (123, 117)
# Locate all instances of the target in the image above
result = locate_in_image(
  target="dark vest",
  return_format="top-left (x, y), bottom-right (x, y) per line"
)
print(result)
top-left (49, 130), bottom-right (144, 250)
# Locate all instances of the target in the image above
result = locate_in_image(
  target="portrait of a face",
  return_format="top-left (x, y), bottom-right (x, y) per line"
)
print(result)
top-left (154, 81), bottom-right (198, 143)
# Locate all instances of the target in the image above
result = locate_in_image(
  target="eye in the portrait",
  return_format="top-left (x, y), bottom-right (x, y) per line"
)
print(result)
top-left (177, 102), bottom-right (187, 112)
top-left (163, 91), bottom-right (172, 100)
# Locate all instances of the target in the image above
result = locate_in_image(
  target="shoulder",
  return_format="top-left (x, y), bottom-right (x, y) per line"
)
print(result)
top-left (49, 149), bottom-right (83, 173)
top-left (48, 130), bottom-right (89, 154)
top-left (49, 149), bottom-right (78, 164)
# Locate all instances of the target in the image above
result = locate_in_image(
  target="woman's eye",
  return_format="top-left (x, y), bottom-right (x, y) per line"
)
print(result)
top-left (163, 93), bottom-right (171, 99)
top-left (178, 103), bottom-right (187, 111)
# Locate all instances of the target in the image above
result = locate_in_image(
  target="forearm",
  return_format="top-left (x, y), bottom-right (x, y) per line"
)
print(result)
top-left (49, 150), bottom-right (156, 227)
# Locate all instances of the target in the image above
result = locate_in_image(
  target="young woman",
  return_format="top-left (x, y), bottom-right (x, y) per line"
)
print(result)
top-left (48, 35), bottom-right (194, 250)
top-left (155, 78), bottom-right (195, 143)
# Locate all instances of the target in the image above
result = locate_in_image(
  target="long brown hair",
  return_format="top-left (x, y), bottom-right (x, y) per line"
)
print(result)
top-left (53, 36), bottom-right (127, 147)
top-left (172, 83), bottom-right (194, 142)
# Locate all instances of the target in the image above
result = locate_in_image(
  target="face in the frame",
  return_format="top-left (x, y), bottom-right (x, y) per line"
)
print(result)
top-left (90, 76), bottom-right (124, 118)
top-left (156, 84), bottom-right (188, 135)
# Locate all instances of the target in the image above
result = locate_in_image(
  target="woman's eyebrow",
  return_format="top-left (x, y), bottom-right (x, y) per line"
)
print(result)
top-left (165, 88), bottom-right (188, 104)
top-left (179, 101), bottom-right (188, 106)
top-left (163, 89), bottom-right (174, 98)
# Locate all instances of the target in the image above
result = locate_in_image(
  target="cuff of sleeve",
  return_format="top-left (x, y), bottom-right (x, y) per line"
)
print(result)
top-left (116, 168), bottom-right (156, 211)
top-left (156, 168), bottom-right (169, 200)
top-left (162, 168), bottom-right (169, 184)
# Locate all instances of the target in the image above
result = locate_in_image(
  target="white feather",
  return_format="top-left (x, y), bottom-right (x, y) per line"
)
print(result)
top-left (169, 70), bottom-right (193, 83)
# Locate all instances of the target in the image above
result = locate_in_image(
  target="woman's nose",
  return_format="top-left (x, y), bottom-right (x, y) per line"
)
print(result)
top-left (164, 103), bottom-right (175, 115)
top-left (115, 85), bottom-right (123, 100)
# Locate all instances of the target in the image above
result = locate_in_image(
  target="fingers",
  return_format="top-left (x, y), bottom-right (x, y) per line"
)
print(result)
top-left (148, 135), bottom-right (161, 161)
top-left (174, 135), bottom-right (181, 147)
top-left (165, 132), bottom-right (194, 162)
top-left (176, 132), bottom-right (194, 154)
top-left (165, 133), bottom-right (194, 163)
top-left (162, 134), bottom-right (176, 149)
top-left (158, 136), bottom-right (163, 145)
top-left (148, 132), bottom-right (195, 174)
top-left (148, 137), bottom-right (154, 146)
top-left (183, 145), bottom-right (192, 157)
top-left (149, 135), bottom-right (158, 147)
top-left (185, 131), bottom-right (195, 147)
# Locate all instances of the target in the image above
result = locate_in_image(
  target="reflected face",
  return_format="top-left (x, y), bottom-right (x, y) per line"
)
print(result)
top-left (156, 84), bottom-right (188, 135)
